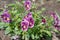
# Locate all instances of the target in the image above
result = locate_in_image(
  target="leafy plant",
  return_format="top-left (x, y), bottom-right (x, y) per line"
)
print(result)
top-left (0, 0), bottom-right (59, 40)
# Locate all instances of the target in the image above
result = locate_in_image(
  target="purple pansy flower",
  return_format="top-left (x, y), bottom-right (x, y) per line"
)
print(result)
top-left (21, 12), bottom-right (34, 31)
top-left (27, 17), bottom-right (34, 28)
top-left (54, 17), bottom-right (59, 25)
top-left (50, 11), bottom-right (60, 31)
top-left (57, 20), bottom-right (60, 26)
top-left (54, 24), bottom-right (60, 31)
top-left (24, 0), bottom-right (31, 10)
top-left (50, 11), bottom-right (58, 20)
top-left (54, 17), bottom-right (60, 28)
top-left (42, 18), bottom-right (46, 24)
top-left (54, 18), bottom-right (60, 31)
top-left (1, 10), bottom-right (11, 23)
top-left (21, 19), bottom-right (29, 31)
top-left (24, 12), bottom-right (34, 28)
top-left (24, 12), bottom-right (32, 19)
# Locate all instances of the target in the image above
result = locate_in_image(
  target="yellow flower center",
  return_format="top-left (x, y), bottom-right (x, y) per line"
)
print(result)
top-left (30, 22), bottom-right (32, 25)
top-left (7, 17), bottom-right (10, 20)
top-left (27, 5), bottom-right (29, 8)
top-left (24, 26), bottom-right (26, 29)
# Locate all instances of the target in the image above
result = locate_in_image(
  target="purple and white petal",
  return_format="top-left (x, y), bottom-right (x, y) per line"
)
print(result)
top-left (21, 20), bottom-right (29, 31)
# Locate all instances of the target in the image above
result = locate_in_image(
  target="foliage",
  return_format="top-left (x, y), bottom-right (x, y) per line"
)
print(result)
top-left (0, 0), bottom-right (59, 40)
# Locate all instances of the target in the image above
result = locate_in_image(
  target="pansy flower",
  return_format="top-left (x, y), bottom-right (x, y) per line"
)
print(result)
top-left (54, 24), bottom-right (60, 31)
top-left (1, 10), bottom-right (11, 23)
top-left (54, 18), bottom-right (60, 31)
top-left (50, 11), bottom-right (60, 31)
top-left (42, 18), bottom-right (46, 24)
top-left (21, 12), bottom-right (35, 31)
top-left (27, 17), bottom-right (34, 28)
top-left (50, 11), bottom-right (57, 20)
top-left (24, 12), bottom-right (32, 19)
top-left (21, 19), bottom-right (29, 31)
top-left (25, 12), bottom-right (34, 28)
top-left (24, 0), bottom-right (31, 10)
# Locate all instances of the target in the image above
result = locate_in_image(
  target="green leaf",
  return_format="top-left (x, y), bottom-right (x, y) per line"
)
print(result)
top-left (8, 4), bottom-right (16, 7)
top-left (25, 34), bottom-right (29, 40)
top-left (40, 34), bottom-right (43, 37)
top-left (0, 26), bottom-right (4, 29)
top-left (0, 22), bottom-right (5, 26)
top-left (43, 30), bottom-right (52, 37)
top-left (22, 35), bottom-right (25, 39)
top-left (35, 34), bottom-right (39, 39)
top-left (32, 3), bottom-right (36, 9)
top-left (5, 27), bottom-right (12, 34)
top-left (15, 27), bottom-right (19, 31)
top-left (0, 12), bottom-right (3, 15)
top-left (0, 22), bottom-right (9, 29)
top-left (41, 8), bottom-right (46, 11)
top-left (31, 34), bottom-right (34, 39)
top-left (17, 7), bottom-right (24, 13)
top-left (15, 18), bottom-right (21, 24)
top-left (54, 29), bottom-right (59, 33)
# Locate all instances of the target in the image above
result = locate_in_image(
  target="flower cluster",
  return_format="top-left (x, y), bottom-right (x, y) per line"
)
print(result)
top-left (50, 11), bottom-right (60, 30)
top-left (21, 12), bottom-right (34, 31)
top-left (0, 0), bottom-right (34, 32)
top-left (0, 0), bottom-right (59, 40)
top-left (21, 0), bottom-right (34, 31)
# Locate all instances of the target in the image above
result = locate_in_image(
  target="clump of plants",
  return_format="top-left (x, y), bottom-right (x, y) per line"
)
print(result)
top-left (0, 0), bottom-right (60, 40)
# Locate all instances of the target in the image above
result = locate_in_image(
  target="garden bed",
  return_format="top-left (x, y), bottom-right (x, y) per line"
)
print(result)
top-left (0, 0), bottom-right (60, 40)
